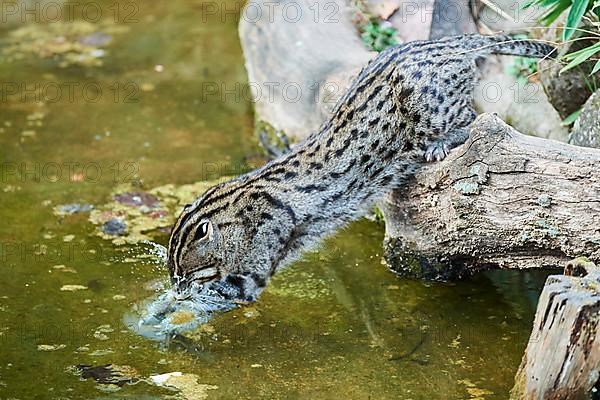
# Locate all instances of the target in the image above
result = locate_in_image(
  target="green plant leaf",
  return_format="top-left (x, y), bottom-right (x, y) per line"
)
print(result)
top-left (560, 42), bottom-right (600, 73)
top-left (538, 0), bottom-right (567, 7)
top-left (364, 22), bottom-right (378, 35)
top-left (540, 0), bottom-right (571, 25)
top-left (592, 59), bottom-right (600, 74)
top-left (563, 0), bottom-right (590, 40)
top-left (561, 108), bottom-right (581, 125)
top-left (522, 0), bottom-right (557, 10)
top-left (521, 0), bottom-right (539, 9)
top-left (563, 41), bottom-right (600, 59)
top-left (540, 0), bottom-right (572, 25)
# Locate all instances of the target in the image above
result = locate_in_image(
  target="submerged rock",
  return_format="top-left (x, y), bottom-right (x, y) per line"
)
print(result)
top-left (113, 192), bottom-right (160, 208)
top-left (101, 218), bottom-right (127, 236)
top-left (78, 32), bottom-right (112, 47)
top-left (149, 372), bottom-right (218, 400)
top-left (74, 364), bottom-right (139, 387)
top-left (2, 20), bottom-right (129, 67)
top-left (54, 203), bottom-right (94, 215)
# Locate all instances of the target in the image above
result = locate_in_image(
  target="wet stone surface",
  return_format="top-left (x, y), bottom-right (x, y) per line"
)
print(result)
top-left (102, 218), bottom-right (128, 236)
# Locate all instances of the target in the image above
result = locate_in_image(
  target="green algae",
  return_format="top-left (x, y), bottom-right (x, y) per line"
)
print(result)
top-left (269, 269), bottom-right (332, 300)
top-left (3, 20), bottom-right (129, 67)
top-left (453, 181), bottom-right (480, 195)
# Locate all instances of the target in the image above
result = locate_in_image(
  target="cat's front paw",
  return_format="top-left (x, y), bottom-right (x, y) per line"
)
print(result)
top-left (425, 141), bottom-right (449, 162)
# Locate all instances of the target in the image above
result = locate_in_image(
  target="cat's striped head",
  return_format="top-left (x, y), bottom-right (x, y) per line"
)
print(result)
top-left (166, 180), bottom-right (268, 303)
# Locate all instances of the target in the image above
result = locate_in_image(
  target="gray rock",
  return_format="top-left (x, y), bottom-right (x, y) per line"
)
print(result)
top-left (239, 0), bottom-right (568, 143)
top-left (476, 0), bottom-right (546, 33)
top-left (102, 219), bottom-right (127, 236)
top-left (388, 0), bottom-right (433, 42)
top-left (570, 90), bottom-right (600, 149)
top-left (538, 58), bottom-right (598, 120)
top-left (428, 0), bottom-right (476, 40)
top-left (57, 203), bottom-right (94, 214)
top-left (537, 32), bottom-right (600, 120)
top-left (239, 0), bottom-right (373, 141)
top-left (473, 56), bottom-right (568, 142)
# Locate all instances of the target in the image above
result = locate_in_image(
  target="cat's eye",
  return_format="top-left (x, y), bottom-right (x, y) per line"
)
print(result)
top-left (194, 221), bottom-right (212, 241)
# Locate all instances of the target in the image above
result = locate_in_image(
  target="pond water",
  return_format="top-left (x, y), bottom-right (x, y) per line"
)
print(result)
top-left (0, 1), bottom-right (557, 398)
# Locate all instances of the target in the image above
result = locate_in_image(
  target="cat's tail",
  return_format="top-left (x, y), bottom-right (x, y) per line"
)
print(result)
top-left (448, 33), bottom-right (557, 59)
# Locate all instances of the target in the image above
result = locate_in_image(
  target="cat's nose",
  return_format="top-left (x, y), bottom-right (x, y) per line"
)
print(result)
top-left (171, 275), bottom-right (191, 294)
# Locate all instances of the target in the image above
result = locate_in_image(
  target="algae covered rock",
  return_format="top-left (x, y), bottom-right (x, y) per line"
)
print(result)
top-left (2, 20), bottom-right (129, 67)
top-left (89, 178), bottom-right (229, 245)
top-left (150, 372), bottom-right (218, 400)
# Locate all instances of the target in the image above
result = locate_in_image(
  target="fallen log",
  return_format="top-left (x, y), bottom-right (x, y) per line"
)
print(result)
top-left (380, 113), bottom-right (600, 280)
top-left (510, 258), bottom-right (600, 399)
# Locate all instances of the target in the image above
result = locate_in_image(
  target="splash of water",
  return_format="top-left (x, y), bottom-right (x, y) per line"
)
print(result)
top-left (125, 243), bottom-right (236, 340)
top-left (141, 240), bottom-right (168, 264)
top-left (137, 284), bottom-right (236, 337)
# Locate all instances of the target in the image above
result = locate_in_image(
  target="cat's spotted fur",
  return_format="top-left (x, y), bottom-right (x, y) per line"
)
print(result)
top-left (167, 34), bottom-right (556, 302)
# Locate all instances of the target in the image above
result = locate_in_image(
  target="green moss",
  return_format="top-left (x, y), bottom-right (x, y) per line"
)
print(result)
top-left (383, 237), bottom-right (470, 281)
top-left (509, 356), bottom-right (527, 400)
top-left (360, 21), bottom-right (398, 52)
top-left (255, 119), bottom-right (291, 157)
top-left (537, 194), bottom-right (552, 207)
top-left (86, 178), bottom-right (229, 245)
top-left (453, 181), bottom-right (479, 195)
top-left (3, 20), bottom-right (129, 67)
top-left (535, 219), bottom-right (559, 238)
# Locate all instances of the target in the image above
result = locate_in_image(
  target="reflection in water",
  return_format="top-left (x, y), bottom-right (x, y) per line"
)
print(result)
top-left (484, 269), bottom-right (558, 314)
